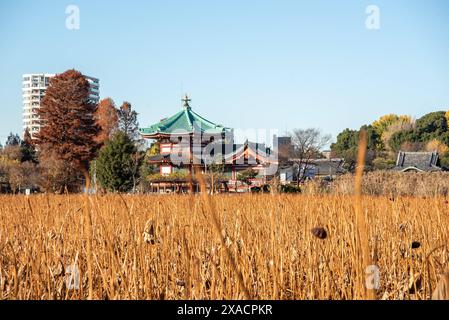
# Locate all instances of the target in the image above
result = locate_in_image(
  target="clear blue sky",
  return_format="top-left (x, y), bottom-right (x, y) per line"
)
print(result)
top-left (1, 0), bottom-right (448, 145)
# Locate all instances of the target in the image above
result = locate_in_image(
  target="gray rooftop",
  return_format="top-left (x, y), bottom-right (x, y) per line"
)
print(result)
top-left (395, 151), bottom-right (442, 172)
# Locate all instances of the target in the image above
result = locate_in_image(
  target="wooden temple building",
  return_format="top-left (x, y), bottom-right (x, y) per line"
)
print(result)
top-left (139, 95), bottom-right (278, 193)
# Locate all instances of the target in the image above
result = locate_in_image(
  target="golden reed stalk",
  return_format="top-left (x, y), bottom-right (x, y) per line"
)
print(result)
top-left (354, 129), bottom-right (375, 300)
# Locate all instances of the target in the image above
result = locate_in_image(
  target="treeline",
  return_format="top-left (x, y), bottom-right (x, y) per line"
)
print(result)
top-left (0, 69), bottom-right (156, 194)
top-left (0, 130), bottom-right (39, 192)
top-left (330, 111), bottom-right (449, 170)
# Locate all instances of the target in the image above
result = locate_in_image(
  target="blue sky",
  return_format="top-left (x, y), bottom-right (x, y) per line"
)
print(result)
top-left (0, 0), bottom-right (448, 145)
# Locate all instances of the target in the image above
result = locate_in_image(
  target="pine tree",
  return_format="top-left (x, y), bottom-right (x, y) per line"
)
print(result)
top-left (96, 131), bottom-right (139, 192)
top-left (20, 128), bottom-right (37, 163)
top-left (35, 69), bottom-right (100, 190)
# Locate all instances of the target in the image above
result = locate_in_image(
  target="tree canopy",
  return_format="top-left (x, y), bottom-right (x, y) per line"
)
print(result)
top-left (372, 114), bottom-right (412, 137)
top-left (332, 110), bottom-right (449, 171)
top-left (415, 111), bottom-right (447, 140)
top-left (20, 128), bottom-right (37, 163)
top-left (330, 129), bottom-right (359, 168)
top-left (118, 101), bottom-right (140, 141)
top-left (95, 97), bottom-right (119, 145)
top-left (6, 133), bottom-right (21, 146)
top-left (34, 69), bottom-right (101, 189)
top-left (95, 131), bottom-right (140, 192)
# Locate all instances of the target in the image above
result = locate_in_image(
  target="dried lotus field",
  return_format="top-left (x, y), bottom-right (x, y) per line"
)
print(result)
top-left (0, 193), bottom-right (448, 300)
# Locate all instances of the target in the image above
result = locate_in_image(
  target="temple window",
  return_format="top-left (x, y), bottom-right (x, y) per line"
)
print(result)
top-left (160, 143), bottom-right (172, 154)
top-left (160, 165), bottom-right (172, 176)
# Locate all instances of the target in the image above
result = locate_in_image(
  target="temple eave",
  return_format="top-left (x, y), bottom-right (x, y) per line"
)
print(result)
top-left (140, 132), bottom-right (191, 139)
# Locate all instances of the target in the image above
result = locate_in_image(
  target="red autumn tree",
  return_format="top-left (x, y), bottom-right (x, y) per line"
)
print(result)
top-left (95, 97), bottom-right (119, 145)
top-left (38, 144), bottom-right (82, 193)
top-left (34, 69), bottom-right (100, 191)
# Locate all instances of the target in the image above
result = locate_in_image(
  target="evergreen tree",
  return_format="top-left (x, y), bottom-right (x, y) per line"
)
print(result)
top-left (331, 125), bottom-right (380, 171)
top-left (330, 129), bottom-right (359, 168)
top-left (96, 131), bottom-right (139, 192)
top-left (20, 128), bottom-right (37, 163)
top-left (237, 168), bottom-right (258, 185)
top-left (415, 111), bottom-right (447, 141)
top-left (6, 132), bottom-right (21, 146)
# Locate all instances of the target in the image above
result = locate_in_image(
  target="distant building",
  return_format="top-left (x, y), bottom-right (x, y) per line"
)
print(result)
top-left (273, 135), bottom-right (294, 162)
top-left (22, 73), bottom-right (100, 136)
top-left (394, 151), bottom-right (442, 172)
top-left (303, 158), bottom-right (346, 178)
top-left (279, 158), bottom-right (345, 183)
top-left (321, 150), bottom-right (332, 160)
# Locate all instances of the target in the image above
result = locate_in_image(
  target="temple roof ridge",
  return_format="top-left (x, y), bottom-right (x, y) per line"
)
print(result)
top-left (139, 95), bottom-right (232, 138)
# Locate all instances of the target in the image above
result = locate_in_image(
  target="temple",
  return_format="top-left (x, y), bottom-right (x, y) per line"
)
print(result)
top-left (139, 95), bottom-right (278, 193)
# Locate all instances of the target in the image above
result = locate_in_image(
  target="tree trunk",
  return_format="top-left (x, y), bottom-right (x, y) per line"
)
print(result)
top-left (81, 167), bottom-right (91, 194)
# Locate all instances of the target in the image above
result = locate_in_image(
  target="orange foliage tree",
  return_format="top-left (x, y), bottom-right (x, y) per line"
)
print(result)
top-left (35, 69), bottom-right (100, 191)
top-left (95, 98), bottom-right (119, 145)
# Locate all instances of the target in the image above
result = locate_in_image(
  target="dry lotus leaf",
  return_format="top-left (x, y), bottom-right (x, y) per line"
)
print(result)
top-left (411, 241), bottom-right (421, 249)
top-left (311, 227), bottom-right (327, 240)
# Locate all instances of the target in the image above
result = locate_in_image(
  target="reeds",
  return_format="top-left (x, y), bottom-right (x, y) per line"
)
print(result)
top-left (311, 171), bottom-right (449, 197)
top-left (0, 192), bottom-right (448, 300)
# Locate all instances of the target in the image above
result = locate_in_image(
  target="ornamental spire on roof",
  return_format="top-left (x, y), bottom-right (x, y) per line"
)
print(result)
top-left (182, 94), bottom-right (191, 109)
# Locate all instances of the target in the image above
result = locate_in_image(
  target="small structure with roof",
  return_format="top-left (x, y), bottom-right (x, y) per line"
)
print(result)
top-left (279, 158), bottom-right (345, 183)
top-left (394, 151), bottom-right (442, 172)
top-left (302, 158), bottom-right (346, 178)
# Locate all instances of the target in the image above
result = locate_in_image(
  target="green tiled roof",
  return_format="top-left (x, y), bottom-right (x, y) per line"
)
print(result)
top-left (140, 105), bottom-right (231, 136)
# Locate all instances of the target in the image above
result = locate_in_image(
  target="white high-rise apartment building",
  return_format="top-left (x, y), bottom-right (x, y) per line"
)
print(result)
top-left (22, 73), bottom-right (100, 135)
